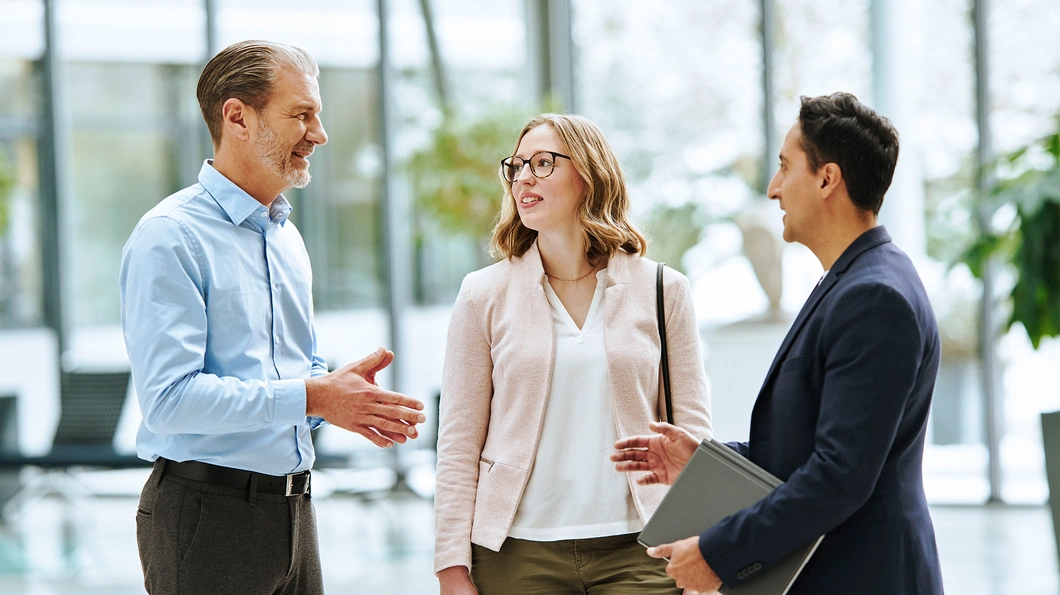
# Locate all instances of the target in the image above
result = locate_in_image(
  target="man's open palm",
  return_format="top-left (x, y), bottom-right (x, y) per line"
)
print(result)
top-left (612, 421), bottom-right (700, 485)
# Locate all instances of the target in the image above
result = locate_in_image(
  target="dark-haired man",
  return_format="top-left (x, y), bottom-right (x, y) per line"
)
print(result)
top-left (613, 92), bottom-right (944, 594)
top-left (120, 40), bottom-right (426, 595)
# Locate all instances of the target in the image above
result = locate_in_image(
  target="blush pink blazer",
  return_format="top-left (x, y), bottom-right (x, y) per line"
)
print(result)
top-left (434, 243), bottom-right (713, 573)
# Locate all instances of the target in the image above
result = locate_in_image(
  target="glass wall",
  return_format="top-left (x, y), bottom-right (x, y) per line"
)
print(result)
top-left (395, 0), bottom-right (529, 304)
top-left (573, 0), bottom-right (765, 324)
top-left (891, 0), bottom-right (983, 503)
top-left (988, 0), bottom-right (1060, 504)
top-left (56, 0), bottom-right (206, 328)
top-left (574, 0), bottom-right (1059, 505)
top-left (769, 0), bottom-right (873, 316)
top-left (213, 0), bottom-right (384, 309)
top-left (0, 1), bottom-right (44, 330)
top-left (0, 0), bottom-right (1056, 504)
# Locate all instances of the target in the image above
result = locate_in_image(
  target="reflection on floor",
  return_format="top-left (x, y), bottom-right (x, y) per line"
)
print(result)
top-left (0, 470), bottom-right (1055, 595)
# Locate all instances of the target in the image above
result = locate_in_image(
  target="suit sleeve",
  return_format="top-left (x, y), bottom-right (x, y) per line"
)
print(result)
top-left (725, 441), bottom-right (751, 458)
top-left (698, 282), bottom-right (925, 584)
top-left (664, 269), bottom-right (713, 440)
top-left (433, 275), bottom-right (494, 574)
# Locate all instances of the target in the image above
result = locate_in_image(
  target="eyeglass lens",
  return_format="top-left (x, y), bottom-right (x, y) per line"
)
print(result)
top-left (502, 152), bottom-right (557, 182)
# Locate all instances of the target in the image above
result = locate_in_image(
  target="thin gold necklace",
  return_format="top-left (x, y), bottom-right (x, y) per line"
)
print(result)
top-left (545, 264), bottom-right (597, 282)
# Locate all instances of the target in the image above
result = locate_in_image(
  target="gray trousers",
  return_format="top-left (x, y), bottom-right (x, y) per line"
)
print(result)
top-left (136, 461), bottom-right (324, 595)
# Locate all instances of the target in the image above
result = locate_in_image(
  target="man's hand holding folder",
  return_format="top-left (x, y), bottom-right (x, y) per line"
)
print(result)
top-left (613, 422), bottom-right (724, 593)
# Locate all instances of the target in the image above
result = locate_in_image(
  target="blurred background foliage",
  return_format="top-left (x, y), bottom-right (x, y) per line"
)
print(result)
top-left (963, 118), bottom-right (1060, 349)
top-left (406, 106), bottom-right (534, 249)
top-left (0, 145), bottom-right (13, 235)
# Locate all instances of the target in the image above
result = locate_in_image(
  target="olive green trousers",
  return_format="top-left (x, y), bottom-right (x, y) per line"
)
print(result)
top-left (471, 532), bottom-right (680, 595)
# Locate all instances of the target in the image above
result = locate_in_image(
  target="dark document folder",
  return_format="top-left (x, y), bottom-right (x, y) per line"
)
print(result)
top-left (638, 440), bottom-right (824, 595)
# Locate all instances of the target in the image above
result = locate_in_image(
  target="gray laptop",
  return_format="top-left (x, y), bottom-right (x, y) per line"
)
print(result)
top-left (638, 440), bottom-right (824, 595)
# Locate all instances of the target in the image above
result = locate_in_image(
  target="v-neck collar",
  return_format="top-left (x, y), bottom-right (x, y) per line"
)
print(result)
top-left (543, 269), bottom-right (608, 332)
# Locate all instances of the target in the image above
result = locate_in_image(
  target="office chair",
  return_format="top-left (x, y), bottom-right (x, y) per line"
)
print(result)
top-left (0, 370), bottom-right (147, 523)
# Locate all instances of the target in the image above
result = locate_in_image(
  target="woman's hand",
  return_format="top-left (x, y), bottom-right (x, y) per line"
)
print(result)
top-left (612, 421), bottom-right (700, 485)
top-left (438, 565), bottom-right (479, 595)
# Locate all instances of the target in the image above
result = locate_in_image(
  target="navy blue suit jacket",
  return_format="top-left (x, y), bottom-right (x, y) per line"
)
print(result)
top-left (699, 227), bottom-right (944, 594)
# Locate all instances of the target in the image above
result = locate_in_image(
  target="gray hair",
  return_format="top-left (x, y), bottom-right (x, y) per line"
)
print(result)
top-left (196, 40), bottom-right (319, 147)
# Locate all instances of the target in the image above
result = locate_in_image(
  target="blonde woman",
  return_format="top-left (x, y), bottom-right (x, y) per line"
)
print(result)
top-left (434, 114), bottom-right (712, 595)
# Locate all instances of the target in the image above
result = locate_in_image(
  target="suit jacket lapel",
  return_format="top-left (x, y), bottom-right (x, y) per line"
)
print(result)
top-left (758, 273), bottom-right (837, 387)
top-left (755, 226), bottom-right (893, 398)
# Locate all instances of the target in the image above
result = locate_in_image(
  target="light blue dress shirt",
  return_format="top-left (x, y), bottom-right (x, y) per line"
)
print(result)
top-left (120, 161), bottom-right (327, 475)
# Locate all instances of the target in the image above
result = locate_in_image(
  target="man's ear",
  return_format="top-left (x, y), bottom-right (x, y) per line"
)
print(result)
top-left (818, 162), bottom-right (843, 199)
top-left (221, 98), bottom-right (253, 143)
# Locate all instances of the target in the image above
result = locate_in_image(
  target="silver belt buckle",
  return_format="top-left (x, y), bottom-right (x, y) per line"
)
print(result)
top-left (284, 474), bottom-right (295, 496)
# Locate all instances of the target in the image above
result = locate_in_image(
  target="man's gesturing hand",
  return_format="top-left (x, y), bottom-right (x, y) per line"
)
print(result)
top-left (305, 347), bottom-right (426, 448)
top-left (612, 421), bottom-right (699, 485)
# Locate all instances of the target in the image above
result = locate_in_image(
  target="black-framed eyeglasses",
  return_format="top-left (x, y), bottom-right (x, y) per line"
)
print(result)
top-left (500, 151), bottom-right (571, 183)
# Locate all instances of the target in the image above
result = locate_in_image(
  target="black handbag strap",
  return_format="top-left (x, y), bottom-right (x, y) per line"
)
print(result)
top-left (656, 262), bottom-right (673, 424)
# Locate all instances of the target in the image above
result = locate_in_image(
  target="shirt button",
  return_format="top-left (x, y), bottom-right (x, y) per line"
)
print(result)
top-left (260, 211), bottom-right (267, 217)
top-left (576, 335), bottom-right (584, 344)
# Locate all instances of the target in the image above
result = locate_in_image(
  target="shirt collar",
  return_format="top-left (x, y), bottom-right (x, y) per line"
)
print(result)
top-left (197, 160), bottom-right (293, 229)
top-left (269, 194), bottom-right (292, 225)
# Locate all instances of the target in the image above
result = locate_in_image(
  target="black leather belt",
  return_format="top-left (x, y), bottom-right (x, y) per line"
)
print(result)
top-left (159, 458), bottom-right (310, 496)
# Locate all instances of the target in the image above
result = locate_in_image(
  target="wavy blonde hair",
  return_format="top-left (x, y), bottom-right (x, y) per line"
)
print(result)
top-left (489, 114), bottom-right (647, 260)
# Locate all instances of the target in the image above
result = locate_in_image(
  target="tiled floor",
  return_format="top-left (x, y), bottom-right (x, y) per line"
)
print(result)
top-left (0, 469), bottom-right (1055, 595)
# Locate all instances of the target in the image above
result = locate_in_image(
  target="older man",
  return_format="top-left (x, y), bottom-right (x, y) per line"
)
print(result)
top-left (120, 40), bottom-right (425, 595)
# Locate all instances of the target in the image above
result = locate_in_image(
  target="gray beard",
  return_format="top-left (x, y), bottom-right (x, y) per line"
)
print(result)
top-left (256, 121), bottom-right (312, 189)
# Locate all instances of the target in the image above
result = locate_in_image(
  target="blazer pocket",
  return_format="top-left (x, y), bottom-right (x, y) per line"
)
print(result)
top-left (471, 460), bottom-right (527, 548)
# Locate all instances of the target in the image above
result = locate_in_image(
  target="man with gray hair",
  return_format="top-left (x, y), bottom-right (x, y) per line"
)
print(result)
top-left (120, 40), bottom-right (426, 594)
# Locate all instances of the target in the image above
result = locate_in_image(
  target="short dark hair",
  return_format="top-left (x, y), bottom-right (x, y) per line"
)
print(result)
top-left (196, 40), bottom-right (318, 147)
top-left (798, 93), bottom-right (899, 216)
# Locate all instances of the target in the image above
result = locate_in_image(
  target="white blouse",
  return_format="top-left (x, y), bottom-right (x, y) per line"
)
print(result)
top-left (508, 269), bottom-right (643, 541)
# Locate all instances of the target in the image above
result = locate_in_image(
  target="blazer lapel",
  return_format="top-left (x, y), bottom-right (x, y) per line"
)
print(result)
top-left (758, 273), bottom-right (837, 387)
top-left (755, 226), bottom-right (893, 397)
top-left (517, 242), bottom-right (557, 403)
top-left (602, 255), bottom-right (630, 392)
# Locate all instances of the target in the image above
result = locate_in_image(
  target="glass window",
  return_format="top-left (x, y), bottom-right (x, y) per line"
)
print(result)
top-left (216, 0), bottom-right (384, 310)
top-left (0, 0), bottom-right (44, 328)
top-left (0, 134), bottom-right (43, 328)
top-left (770, 0), bottom-right (873, 316)
top-left (0, 0), bottom-right (45, 62)
top-left (573, 0), bottom-right (763, 318)
top-left (772, 0), bottom-right (872, 123)
top-left (988, 0), bottom-right (1060, 505)
top-left (67, 62), bottom-right (199, 326)
top-left (56, 0), bottom-right (206, 329)
top-left (396, 0), bottom-right (529, 305)
top-left (295, 67), bottom-right (382, 309)
top-left (913, 0), bottom-right (994, 505)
